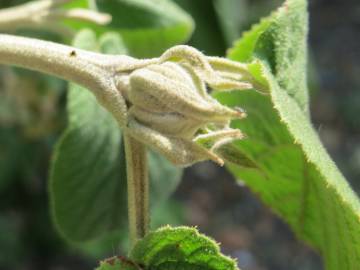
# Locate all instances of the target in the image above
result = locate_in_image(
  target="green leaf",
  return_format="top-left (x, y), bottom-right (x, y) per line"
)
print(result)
top-left (96, 0), bottom-right (194, 57)
top-left (96, 226), bottom-right (239, 270)
top-left (227, 16), bottom-right (272, 64)
top-left (228, 0), bottom-right (309, 114)
top-left (50, 29), bottom-right (181, 243)
top-left (216, 1), bottom-right (360, 270)
top-left (49, 30), bottom-right (126, 242)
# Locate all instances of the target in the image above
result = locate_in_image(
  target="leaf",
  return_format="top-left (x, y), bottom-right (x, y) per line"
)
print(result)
top-left (227, 16), bottom-right (272, 64)
top-left (95, 0), bottom-right (194, 57)
top-left (228, 0), bottom-right (309, 114)
top-left (49, 30), bottom-right (126, 242)
top-left (215, 1), bottom-right (360, 270)
top-left (96, 226), bottom-right (239, 270)
top-left (50, 29), bottom-right (181, 243)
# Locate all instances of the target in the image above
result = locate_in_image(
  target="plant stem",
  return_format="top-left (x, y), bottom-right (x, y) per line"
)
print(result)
top-left (124, 133), bottom-right (150, 247)
top-left (0, 33), bottom-right (132, 126)
top-left (0, 32), bottom-right (152, 248)
top-left (0, 33), bottom-right (109, 88)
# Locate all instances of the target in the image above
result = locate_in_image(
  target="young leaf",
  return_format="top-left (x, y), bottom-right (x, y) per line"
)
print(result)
top-left (216, 1), bottom-right (360, 269)
top-left (50, 29), bottom-right (181, 242)
top-left (228, 0), bottom-right (309, 114)
top-left (95, 226), bottom-right (239, 270)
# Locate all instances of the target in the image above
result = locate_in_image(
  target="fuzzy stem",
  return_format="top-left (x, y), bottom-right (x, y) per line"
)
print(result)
top-left (0, 33), bottom-right (133, 126)
top-left (124, 133), bottom-right (150, 247)
top-left (0, 4), bottom-right (36, 30)
top-left (0, 32), bottom-right (151, 247)
top-left (0, 34), bottom-right (109, 88)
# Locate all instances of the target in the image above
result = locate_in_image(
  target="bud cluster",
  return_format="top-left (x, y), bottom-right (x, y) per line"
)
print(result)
top-left (115, 46), bottom-right (256, 166)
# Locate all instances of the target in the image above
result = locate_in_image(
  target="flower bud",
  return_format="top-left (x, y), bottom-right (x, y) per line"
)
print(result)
top-left (119, 45), bottom-right (255, 166)
top-left (128, 62), bottom-right (245, 123)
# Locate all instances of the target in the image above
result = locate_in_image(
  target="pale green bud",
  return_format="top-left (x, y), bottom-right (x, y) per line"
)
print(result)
top-left (117, 45), bottom-right (255, 166)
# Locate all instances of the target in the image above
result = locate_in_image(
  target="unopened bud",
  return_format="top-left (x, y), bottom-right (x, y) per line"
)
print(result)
top-left (116, 45), bottom-right (257, 166)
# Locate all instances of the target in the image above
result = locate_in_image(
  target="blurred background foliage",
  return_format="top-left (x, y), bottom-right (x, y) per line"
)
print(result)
top-left (0, 0), bottom-right (359, 269)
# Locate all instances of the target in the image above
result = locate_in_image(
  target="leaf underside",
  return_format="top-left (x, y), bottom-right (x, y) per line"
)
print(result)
top-left (215, 0), bottom-right (360, 269)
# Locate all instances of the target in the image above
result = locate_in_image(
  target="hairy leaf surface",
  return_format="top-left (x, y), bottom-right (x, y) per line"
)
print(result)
top-left (96, 226), bottom-right (239, 270)
top-left (216, 1), bottom-right (360, 269)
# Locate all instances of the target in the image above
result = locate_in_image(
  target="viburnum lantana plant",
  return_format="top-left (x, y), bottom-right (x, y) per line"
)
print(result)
top-left (0, 32), bottom-right (259, 248)
top-left (2, 1), bottom-right (359, 270)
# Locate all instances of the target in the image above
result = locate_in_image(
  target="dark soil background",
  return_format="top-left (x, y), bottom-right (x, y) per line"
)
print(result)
top-left (0, 0), bottom-right (359, 269)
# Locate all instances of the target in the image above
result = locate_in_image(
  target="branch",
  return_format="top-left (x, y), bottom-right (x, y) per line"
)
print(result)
top-left (0, 0), bottom-right (111, 33)
top-left (0, 33), bottom-right (130, 126)
top-left (0, 34), bottom-right (104, 91)
top-left (0, 33), bottom-right (151, 246)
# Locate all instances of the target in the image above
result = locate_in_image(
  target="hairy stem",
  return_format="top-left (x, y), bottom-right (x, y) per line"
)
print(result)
top-left (0, 32), bottom-right (151, 246)
top-left (0, 33), bottom-right (133, 126)
top-left (0, 3), bottom-right (37, 30)
top-left (0, 34), bottom-right (106, 88)
top-left (124, 134), bottom-right (150, 247)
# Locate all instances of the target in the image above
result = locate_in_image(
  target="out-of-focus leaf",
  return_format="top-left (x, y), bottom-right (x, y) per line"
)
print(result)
top-left (50, 30), bottom-right (126, 242)
top-left (95, 0), bottom-right (194, 57)
top-left (61, 0), bottom-right (195, 57)
top-left (213, 0), bottom-right (248, 46)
